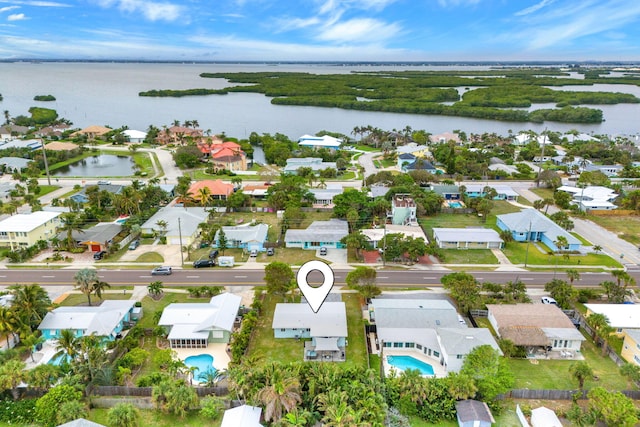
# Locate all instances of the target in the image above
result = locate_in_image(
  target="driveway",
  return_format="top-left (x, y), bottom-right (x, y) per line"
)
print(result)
top-left (358, 151), bottom-right (382, 179)
top-left (120, 244), bottom-right (184, 266)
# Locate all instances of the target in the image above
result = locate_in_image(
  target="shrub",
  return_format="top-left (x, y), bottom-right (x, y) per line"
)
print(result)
top-left (200, 396), bottom-right (224, 420)
top-left (35, 385), bottom-right (83, 427)
top-left (0, 398), bottom-right (37, 424)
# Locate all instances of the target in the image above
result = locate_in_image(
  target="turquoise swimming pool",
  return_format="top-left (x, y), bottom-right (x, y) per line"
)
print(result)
top-left (448, 201), bottom-right (463, 208)
top-left (184, 354), bottom-right (216, 382)
top-left (48, 353), bottom-right (70, 366)
top-left (387, 355), bottom-right (435, 376)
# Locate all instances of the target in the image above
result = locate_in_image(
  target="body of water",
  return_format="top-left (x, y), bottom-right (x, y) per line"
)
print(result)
top-left (1, 62), bottom-right (639, 139)
top-left (52, 154), bottom-right (135, 177)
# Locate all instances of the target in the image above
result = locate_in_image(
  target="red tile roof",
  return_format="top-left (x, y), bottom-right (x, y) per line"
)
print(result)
top-left (188, 180), bottom-right (234, 198)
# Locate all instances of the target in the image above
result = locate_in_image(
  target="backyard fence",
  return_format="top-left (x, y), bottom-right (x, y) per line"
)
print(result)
top-left (501, 389), bottom-right (640, 400)
top-left (92, 385), bottom-right (227, 397)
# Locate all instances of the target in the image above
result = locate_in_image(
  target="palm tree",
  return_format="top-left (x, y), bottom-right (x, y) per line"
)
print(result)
top-left (74, 268), bottom-right (99, 306)
top-left (566, 269), bottom-right (581, 285)
top-left (196, 187), bottom-right (212, 207)
top-left (55, 329), bottom-right (80, 361)
top-left (570, 361), bottom-right (594, 390)
top-left (593, 244), bottom-right (603, 254)
top-left (587, 312), bottom-right (613, 355)
top-left (0, 359), bottom-right (26, 400)
top-left (147, 281), bottom-right (164, 299)
top-left (92, 279), bottom-right (111, 301)
top-left (21, 332), bottom-right (44, 362)
top-left (256, 369), bottom-right (302, 423)
top-left (10, 284), bottom-right (51, 329)
top-left (59, 212), bottom-right (83, 249)
top-left (0, 307), bottom-right (18, 348)
top-left (554, 235), bottom-right (568, 252)
top-left (108, 402), bottom-right (140, 427)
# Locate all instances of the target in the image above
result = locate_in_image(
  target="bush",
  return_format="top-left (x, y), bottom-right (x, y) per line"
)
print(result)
top-left (0, 398), bottom-right (38, 424)
top-left (200, 396), bottom-right (224, 419)
top-left (35, 385), bottom-right (83, 427)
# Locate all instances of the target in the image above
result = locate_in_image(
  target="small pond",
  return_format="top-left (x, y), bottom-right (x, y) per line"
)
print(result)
top-left (52, 154), bottom-right (135, 177)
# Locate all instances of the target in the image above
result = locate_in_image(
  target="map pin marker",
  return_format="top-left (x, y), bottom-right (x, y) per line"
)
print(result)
top-left (297, 260), bottom-right (335, 313)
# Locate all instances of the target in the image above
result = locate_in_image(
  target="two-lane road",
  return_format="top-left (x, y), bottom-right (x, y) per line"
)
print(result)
top-left (0, 268), bottom-right (634, 288)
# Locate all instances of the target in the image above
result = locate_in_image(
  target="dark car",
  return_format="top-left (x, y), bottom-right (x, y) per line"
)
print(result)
top-left (267, 247), bottom-right (275, 256)
top-left (93, 250), bottom-right (106, 260)
top-left (209, 249), bottom-right (219, 259)
top-left (128, 240), bottom-right (140, 250)
top-left (193, 259), bottom-right (214, 268)
top-left (151, 266), bottom-right (172, 276)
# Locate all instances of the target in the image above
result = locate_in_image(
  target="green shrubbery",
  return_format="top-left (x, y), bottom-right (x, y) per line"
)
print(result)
top-left (0, 398), bottom-right (38, 425)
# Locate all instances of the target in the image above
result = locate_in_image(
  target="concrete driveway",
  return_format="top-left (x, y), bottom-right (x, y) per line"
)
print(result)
top-left (120, 244), bottom-right (184, 267)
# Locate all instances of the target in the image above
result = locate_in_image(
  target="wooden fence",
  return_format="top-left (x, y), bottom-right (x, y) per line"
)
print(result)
top-left (92, 385), bottom-right (227, 397)
top-left (501, 389), bottom-right (640, 400)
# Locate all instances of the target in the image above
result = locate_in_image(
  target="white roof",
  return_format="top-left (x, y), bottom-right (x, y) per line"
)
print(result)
top-left (284, 219), bottom-right (348, 244)
top-left (123, 129), bottom-right (147, 139)
top-left (272, 302), bottom-right (347, 338)
top-left (361, 224), bottom-right (428, 243)
top-left (298, 134), bottom-right (342, 147)
top-left (217, 224), bottom-right (268, 244)
top-left (585, 304), bottom-right (640, 329)
top-left (433, 227), bottom-right (503, 243)
top-left (557, 185), bottom-right (617, 202)
top-left (38, 300), bottom-right (134, 337)
top-left (221, 405), bottom-right (263, 427)
top-left (579, 200), bottom-right (617, 208)
top-left (158, 293), bottom-right (241, 336)
top-left (0, 211), bottom-right (60, 232)
top-left (141, 207), bottom-right (208, 238)
top-left (465, 184), bottom-right (518, 197)
top-left (315, 337), bottom-right (340, 351)
top-left (531, 407), bottom-right (562, 427)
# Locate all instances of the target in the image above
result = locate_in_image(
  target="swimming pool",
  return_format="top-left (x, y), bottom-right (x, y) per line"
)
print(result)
top-left (184, 354), bottom-right (216, 383)
top-left (387, 355), bottom-right (435, 376)
top-left (48, 353), bottom-right (70, 366)
top-left (448, 201), bottom-right (463, 208)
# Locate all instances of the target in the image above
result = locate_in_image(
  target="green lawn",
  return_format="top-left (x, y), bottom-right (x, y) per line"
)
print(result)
top-left (410, 407), bottom-right (521, 427)
top-left (422, 201), bottom-right (521, 237)
top-left (502, 241), bottom-right (621, 267)
top-left (508, 332), bottom-right (633, 391)
top-left (343, 293), bottom-right (368, 368)
top-left (87, 407), bottom-right (221, 427)
top-left (441, 249), bottom-right (498, 264)
top-left (529, 187), bottom-right (555, 200)
top-left (137, 292), bottom-right (209, 329)
top-left (37, 185), bottom-right (61, 197)
top-left (354, 144), bottom-right (379, 152)
top-left (571, 232), bottom-right (592, 246)
top-left (135, 252), bottom-right (165, 263)
top-left (57, 291), bottom-right (133, 307)
top-left (586, 214), bottom-right (640, 246)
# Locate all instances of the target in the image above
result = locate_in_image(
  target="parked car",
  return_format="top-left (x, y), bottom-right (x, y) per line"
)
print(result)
top-left (250, 249), bottom-right (258, 257)
top-left (319, 247), bottom-right (327, 256)
top-left (541, 296), bottom-right (558, 305)
top-left (97, 180), bottom-right (111, 185)
top-left (93, 250), bottom-right (106, 260)
top-left (128, 240), bottom-right (140, 250)
top-left (193, 259), bottom-right (214, 268)
top-left (151, 266), bottom-right (172, 276)
top-left (267, 247), bottom-right (275, 256)
top-left (209, 249), bottom-right (219, 259)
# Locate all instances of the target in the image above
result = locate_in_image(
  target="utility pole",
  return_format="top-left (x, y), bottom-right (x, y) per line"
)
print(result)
top-left (178, 217), bottom-right (184, 266)
top-left (41, 142), bottom-right (51, 186)
top-left (536, 128), bottom-right (548, 188)
top-left (524, 221), bottom-right (532, 268)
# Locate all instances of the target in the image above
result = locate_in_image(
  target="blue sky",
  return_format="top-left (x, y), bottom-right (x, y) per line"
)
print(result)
top-left (1, 0), bottom-right (640, 61)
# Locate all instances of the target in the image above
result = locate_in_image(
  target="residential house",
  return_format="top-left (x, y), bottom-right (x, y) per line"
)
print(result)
top-left (369, 184), bottom-right (390, 198)
top-left (69, 183), bottom-right (124, 204)
top-left (584, 304), bottom-right (640, 335)
top-left (433, 228), bottom-right (504, 249)
top-left (308, 183), bottom-right (344, 207)
top-left (585, 164), bottom-right (623, 177)
top-left (370, 298), bottom-right (500, 375)
top-left (122, 129), bottom-right (147, 143)
top-left (156, 126), bottom-right (203, 145)
top-left (0, 125), bottom-right (28, 141)
top-left (562, 132), bottom-right (597, 143)
top-left (273, 297), bottom-right (347, 361)
top-left (39, 300), bottom-right (136, 341)
top-left (556, 185), bottom-right (618, 212)
top-left (221, 405), bottom-right (263, 427)
top-left (0, 138), bottom-right (43, 150)
top-left (141, 207), bottom-right (208, 246)
top-left (283, 157), bottom-right (337, 175)
top-left (496, 208), bottom-right (581, 252)
top-left (397, 153), bottom-right (416, 170)
top-left (402, 158), bottom-right (437, 173)
top-left (513, 132), bottom-right (552, 146)
top-left (158, 293), bottom-right (241, 348)
top-left (0, 211), bottom-right (61, 250)
top-left (531, 407), bottom-right (562, 427)
top-left (360, 224), bottom-right (428, 249)
top-left (242, 184), bottom-right (270, 200)
top-left (0, 157), bottom-right (31, 171)
top-left (214, 223), bottom-right (269, 252)
top-left (0, 182), bottom-right (16, 200)
top-left (621, 329), bottom-right (640, 366)
top-left (284, 219), bottom-right (348, 250)
top-left (43, 141), bottom-right (79, 151)
top-left (35, 124), bottom-right (70, 139)
top-left (199, 141), bottom-right (248, 172)
top-left (396, 143), bottom-right (431, 158)
top-left (187, 180), bottom-right (235, 201)
top-left (464, 184), bottom-right (519, 201)
top-left (57, 222), bottom-right (122, 252)
top-left (487, 304), bottom-right (585, 355)
top-left (389, 194), bottom-right (417, 225)
top-left (0, 126), bottom-right (12, 141)
top-left (71, 125), bottom-right (111, 140)
top-left (430, 132), bottom-right (460, 144)
top-left (430, 184), bottom-right (461, 200)
top-left (456, 400), bottom-right (495, 427)
top-left (298, 134), bottom-right (342, 151)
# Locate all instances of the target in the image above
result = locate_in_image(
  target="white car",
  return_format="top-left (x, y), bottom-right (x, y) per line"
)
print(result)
top-left (541, 296), bottom-right (558, 305)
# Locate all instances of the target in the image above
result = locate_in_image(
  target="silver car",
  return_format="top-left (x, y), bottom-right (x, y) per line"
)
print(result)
top-left (151, 266), bottom-right (172, 276)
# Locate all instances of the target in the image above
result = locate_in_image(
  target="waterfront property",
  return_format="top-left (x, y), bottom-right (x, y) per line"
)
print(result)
top-left (584, 303), bottom-right (640, 335)
top-left (282, 157), bottom-right (337, 175)
top-left (0, 156), bottom-right (31, 171)
top-left (298, 134), bottom-right (342, 151)
top-left (122, 129), bottom-right (147, 143)
top-left (370, 297), bottom-right (499, 376)
top-left (284, 219), bottom-right (348, 250)
top-left (496, 208), bottom-right (581, 252)
top-left (432, 227), bottom-right (504, 249)
top-left (140, 206), bottom-right (208, 246)
top-left (272, 297), bottom-right (347, 362)
top-left (69, 183), bottom-right (125, 204)
top-left (158, 292), bottom-right (241, 349)
top-left (487, 303), bottom-right (585, 357)
top-left (71, 125), bottom-right (111, 140)
top-left (0, 211), bottom-right (61, 250)
top-left (38, 300), bottom-right (136, 341)
top-left (214, 223), bottom-right (269, 252)
top-left (198, 140), bottom-right (248, 172)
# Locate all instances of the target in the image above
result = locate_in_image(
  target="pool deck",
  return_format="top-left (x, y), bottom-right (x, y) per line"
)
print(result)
top-left (383, 349), bottom-right (447, 378)
top-left (174, 343), bottom-right (230, 372)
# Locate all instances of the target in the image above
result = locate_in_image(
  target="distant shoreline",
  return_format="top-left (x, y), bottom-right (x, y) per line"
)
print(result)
top-left (2, 59), bottom-right (640, 67)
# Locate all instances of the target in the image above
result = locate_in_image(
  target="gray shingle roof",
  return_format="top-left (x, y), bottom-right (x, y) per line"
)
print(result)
top-left (497, 209), bottom-right (580, 245)
top-left (272, 302), bottom-right (347, 337)
top-left (371, 299), bottom-right (460, 329)
top-left (216, 224), bottom-right (268, 244)
top-left (141, 206), bottom-right (208, 237)
top-left (456, 400), bottom-right (494, 423)
top-left (284, 219), bottom-right (348, 244)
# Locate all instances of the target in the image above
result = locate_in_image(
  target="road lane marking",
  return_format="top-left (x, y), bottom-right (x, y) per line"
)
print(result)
top-left (378, 276), bottom-right (389, 279)
top-left (423, 276), bottom-right (436, 279)
top-left (42, 275), bottom-right (55, 278)
top-left (234, 275), bottom-right (248, 278)
top-left (521, 278), bottom-right (534, 281)
top-left (186, 276), bottom-right (199, 278)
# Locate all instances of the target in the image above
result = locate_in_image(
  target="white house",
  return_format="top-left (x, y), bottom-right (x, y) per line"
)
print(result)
top-left (221, 405), bottom-right (263, 427)
top-left (214, 223), bottom-right (269, 252)
top-left (283, 157), bottom-right (337, 174)
top-left (556, 185), bottom-right (618, 212)
top-left (360, 224), bottom-right (428, 249)
top-left (123, 129), bottom-right (147, 143)
top-left (158, 293), bottom-right (241, 349)
top-left (298, 134), bottom-right (342, 150)
top-left (140, 207), bottom-right (208, 246)
top-left (308, 183), bottom-right (344, 207)
top-left (433, 228), bottom-right (504, 249)
top-left (585, 304), bottom-right (640, 334)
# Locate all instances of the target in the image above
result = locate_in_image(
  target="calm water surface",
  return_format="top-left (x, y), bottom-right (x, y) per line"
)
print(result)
top-left (1, 62), bottom-right (639, 138)
top-left (52, 154), bottom-right (135, 177)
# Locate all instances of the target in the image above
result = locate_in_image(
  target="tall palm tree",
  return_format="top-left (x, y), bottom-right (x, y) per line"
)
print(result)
top-left (0, 307), bottom-right (19, 348)
top-left (58, 212), bottom-right (83, 249)
top-left (256, 370), bottom-right (302, 423)
top-left (74, 268), bottom-right (99, 306)
top-left (196, 187), bottom-right (212, 207)
top-left (55, 329), bottom-right (80, 361)
top-left (10, 284), bottom-right (51, 329)
top-left (566, 269), bottom-right (581, 285)
top-left (0, 359), bottom-right (26, 400)
top-left (92, 280), bottom-right (111, 301)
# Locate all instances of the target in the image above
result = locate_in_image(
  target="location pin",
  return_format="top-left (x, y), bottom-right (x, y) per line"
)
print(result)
top-left (297, 260), bottom-right (334, 313)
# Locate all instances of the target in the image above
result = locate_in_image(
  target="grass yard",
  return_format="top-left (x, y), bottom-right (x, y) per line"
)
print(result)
top-left (508, 332), bottom-right (632, 391)
top-left (37, 185), bottom-right (61, 197)
top-left (422, 201), bottom-right (521, 237)
top-left (343, 293), bottom-right (368, 368)
top-left (502, 241), bottom-right (621, 268)
top-left (57, 290), bottom-right (133, 307)
top-left (251, 247), bottom-right (320, 266)
top-left (570, 232), bottom-right (592, 246)
top-left (136, 252), bottom-right (164, 263)
top-left (246, 293), bottom-right (304, 364)
top-left (87, 407), bottom-right (221, 427)
top-left (409, 407), bottom-right (521, 427)
top-left (137, 292), bottom-right (209, 329)
top-left (586, 214), bottom-right (640, 246)
top-left (354, 144), bottom-right (379, 152)
top-left (441, 249), bottom-right (498, 264)
top-left (529, 187), bottom-right (555, 200)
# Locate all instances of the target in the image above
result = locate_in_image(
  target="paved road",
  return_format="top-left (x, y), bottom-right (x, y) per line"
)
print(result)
top-left (0, 268), bottom-right (632, 288)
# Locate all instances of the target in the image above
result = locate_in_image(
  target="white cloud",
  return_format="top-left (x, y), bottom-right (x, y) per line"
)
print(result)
top-left (0, 6), bottom-right (19, 12)
top-left (515, 0), bottom-right (555, 17)
top-left (96, 0), bottom-right (183, 22)
top-left (7, 13), bottom-right (26, 20)
top-left (316, 17), bottom-right (401, 43)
